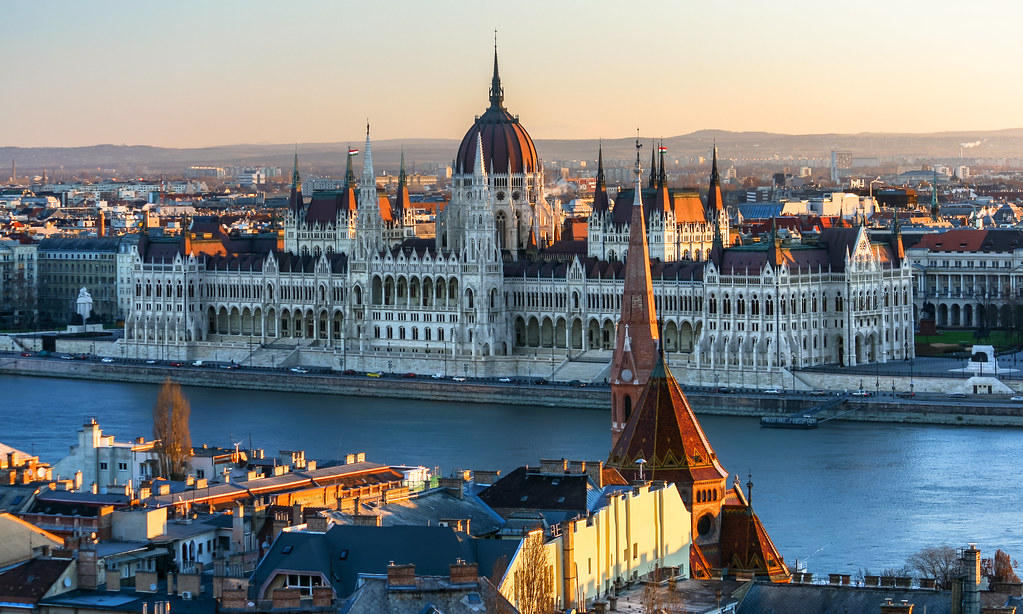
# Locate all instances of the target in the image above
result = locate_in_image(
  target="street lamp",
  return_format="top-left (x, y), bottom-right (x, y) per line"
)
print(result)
top-left (636, 458), bottom-right (647, 481)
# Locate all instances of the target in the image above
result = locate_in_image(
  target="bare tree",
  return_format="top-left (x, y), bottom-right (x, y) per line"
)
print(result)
top-left (152, 378), bottom-right (192, 480)
top-left (513, 531), bottom-right (554, 614)
top-left (906, 545), bottom-right (960, 589)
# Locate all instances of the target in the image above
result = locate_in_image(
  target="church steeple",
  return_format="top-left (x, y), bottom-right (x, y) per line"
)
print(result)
top-left (609, 137), bottom-right (660, 447)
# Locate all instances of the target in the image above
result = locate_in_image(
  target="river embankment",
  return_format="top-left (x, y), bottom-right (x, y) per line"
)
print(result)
top-left (3, 356), bottom-right (1023, 427)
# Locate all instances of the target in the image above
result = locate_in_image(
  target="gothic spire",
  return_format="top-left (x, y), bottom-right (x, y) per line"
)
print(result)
top-left (489, 34), bottom-right (504, 110)
top-left (609, 136), bottom-right (660, 447)
top-left (648, 141), bottom-right (657, 189)
top-left (592, 142), bottom-right (611, 217)
top-left (362, 122), bottom-right (374, 186)
top-left (288, 149), bottom-right (304, 215)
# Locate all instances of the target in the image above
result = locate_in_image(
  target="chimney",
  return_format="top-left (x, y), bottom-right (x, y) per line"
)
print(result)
top-left (585, 460), bottom-right (605, 488)
top-left (449, 560), bottom-right (478, 586)
top-left (231, 504), bottom-right (245, 553)
top-left (962, 544), bottom-right (982, 614)
top-left (540, 459), bottom-right (568, 474)
top-left (291, 503), bottom-right (302, 526)
top-left (880, 598), bottom-right (914, 614)
top-left (98, 210), bottom-right (105, 238)
top-left (472, 470), bottom-right (501, 486)
top-left (387, 563), bottom-right (416, 588)
top-left (562, 520), bottom-right (577, 611)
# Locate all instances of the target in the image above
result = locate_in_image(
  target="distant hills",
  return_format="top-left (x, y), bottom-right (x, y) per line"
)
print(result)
top-left (4, 128), bottom-right (1023, 177)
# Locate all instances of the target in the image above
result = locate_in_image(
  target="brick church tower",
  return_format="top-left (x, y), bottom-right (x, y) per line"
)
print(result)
top-left (608, 140), bottom-right (660, 447)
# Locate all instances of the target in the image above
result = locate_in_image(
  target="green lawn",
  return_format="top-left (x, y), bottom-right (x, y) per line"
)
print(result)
top-left (916, 329), bottom-right (1021, 355)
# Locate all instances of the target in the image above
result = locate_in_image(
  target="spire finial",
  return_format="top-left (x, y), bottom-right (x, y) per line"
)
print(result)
top-left (597, 139), bottom-right (605, 184)
top-left (399, 147), bottom-right (407, 187)
top-left (291, 146), bottom-right (300, 190)
top-left (634, 129), bottom-right (643, 175)
top-left (489, 34), bottom-right (504, 109)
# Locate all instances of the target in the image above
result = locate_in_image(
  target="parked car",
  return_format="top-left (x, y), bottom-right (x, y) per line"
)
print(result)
top-left (764, 388), bottom-right (783, 395)
top-left (60, 354), bottom-right (74, 360)
top-left (290, 367), bottom-right (308, 374)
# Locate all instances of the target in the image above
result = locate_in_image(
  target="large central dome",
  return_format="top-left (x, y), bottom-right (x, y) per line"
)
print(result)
top-left (455, 49), bottom-right (538, 175)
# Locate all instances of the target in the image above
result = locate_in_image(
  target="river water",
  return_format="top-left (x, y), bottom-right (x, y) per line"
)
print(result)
top-left (2, 374), bottom-right (1020, 577)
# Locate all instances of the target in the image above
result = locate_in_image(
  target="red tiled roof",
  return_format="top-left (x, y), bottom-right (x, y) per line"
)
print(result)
top-left (607, 354), bottom-right (728, 486)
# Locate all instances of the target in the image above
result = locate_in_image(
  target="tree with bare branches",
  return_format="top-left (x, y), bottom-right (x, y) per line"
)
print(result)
top-left (906, 545), bottom-right (960, 589)
top-left (152, 378), bottom-right (192, 480)
top-left (513, 531), bottom-right (554, 614)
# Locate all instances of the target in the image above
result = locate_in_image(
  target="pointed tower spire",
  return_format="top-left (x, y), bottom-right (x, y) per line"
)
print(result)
top-left (362, 122), bottom-right (374, 186)
top-left (609, 136), bottom-right (660, 447)
top-left (648, 141), bottom-right (657, 189)
top-left (288, 150), bottom-right (304, 215)
top-left (489, 32), bottom-right (504, 110)
top-left (708, 146), bottom-right (726, 264)
top-left (592, 142), bottom-right (611, 217)
top-left (394, 148), bottom-right (412, 223)
top-left (930, 169), bottom-right (940, 220)
top-left (291, 147), bottom-right (301, 190)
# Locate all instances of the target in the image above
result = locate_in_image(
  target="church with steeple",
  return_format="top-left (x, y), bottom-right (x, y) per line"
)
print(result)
top-left (604, 149), bottom-right (790, 582)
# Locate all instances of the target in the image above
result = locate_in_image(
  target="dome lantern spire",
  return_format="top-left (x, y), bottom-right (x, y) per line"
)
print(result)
top-left (489, 31), bottom-right (504, 110)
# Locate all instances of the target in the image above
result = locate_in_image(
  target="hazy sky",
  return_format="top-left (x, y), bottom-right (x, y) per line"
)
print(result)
top-left (3, 0), bottom-right (1021, 148)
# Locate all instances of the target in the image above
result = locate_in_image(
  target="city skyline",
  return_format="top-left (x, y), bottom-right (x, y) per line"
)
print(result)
top-left (3, 0), bottom-right (1022, 149)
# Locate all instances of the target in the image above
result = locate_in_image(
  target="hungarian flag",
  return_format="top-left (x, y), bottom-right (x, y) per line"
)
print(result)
top-left (348, 148), bottom-right (359, 156)
top-left (658, 146), bottom-right (668, 153)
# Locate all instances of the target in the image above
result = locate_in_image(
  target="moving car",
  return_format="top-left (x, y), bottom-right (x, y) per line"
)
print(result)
top-left (498, 377), bottom-right (511, 383)
top-left (402, 372), bottom-right (416, 378)
top-left (851, 390), bottom-right (870, 397)
top-left (101, 357), bottom-right (114, 363)
top-left (367, 371), bottom-right (384, 378)
top-left (947, 392), bottom-right (967, 398)
top-left (342, 369), bottom-right (356, 375)
top-left (810, 389), bottom-right (826, 396)
top-left (290, 367), bottom-right (308, 374)
top-left (1011, 396), bottom-right (1023, 402)
top-left (431, 373), bottom-right (444, 379)
top-left (764, 388), bottom-right (783, 395)
top-left (452, 376), bottom-right (467, 382)
top-left (60, 354), bottom-right (74, 360)
top-left (145, 359), bottom-right (157, 364)
top-left (20, 352), bottom-right (32, 357)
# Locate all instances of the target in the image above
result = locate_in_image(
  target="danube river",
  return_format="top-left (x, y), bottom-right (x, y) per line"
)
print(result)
top-left (3, 374), bottom-right (1021, 576)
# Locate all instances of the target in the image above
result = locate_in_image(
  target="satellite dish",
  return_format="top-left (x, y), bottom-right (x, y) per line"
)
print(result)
top-left (63, 578), bottom-right (72, 587)
top-left (150, 583), bottom-right (157, 591)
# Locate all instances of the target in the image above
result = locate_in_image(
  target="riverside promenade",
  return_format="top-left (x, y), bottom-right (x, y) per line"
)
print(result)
top-left (3, 352), bottom-right (1023, 427)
